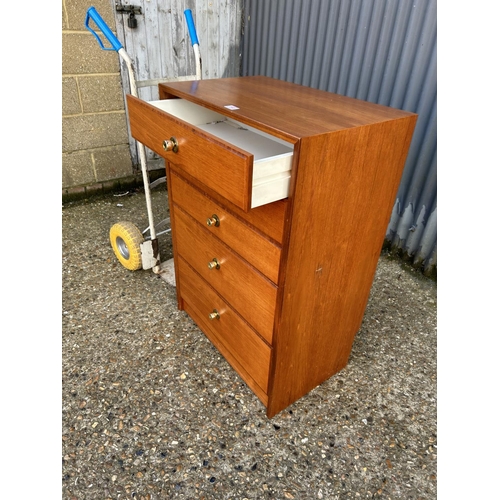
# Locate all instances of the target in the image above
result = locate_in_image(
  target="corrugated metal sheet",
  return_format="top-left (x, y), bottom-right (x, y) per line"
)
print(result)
top-left (242, 0), bottom-right (437, 276)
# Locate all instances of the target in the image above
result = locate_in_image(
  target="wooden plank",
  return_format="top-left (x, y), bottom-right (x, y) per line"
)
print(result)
top-left (266, 115), bottom-right (417, 418)
top-left (159, 76), bottom-right (416, 142)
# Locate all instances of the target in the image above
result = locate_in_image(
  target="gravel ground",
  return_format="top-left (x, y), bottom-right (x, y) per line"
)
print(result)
top-left (62, 185), bottom-right (437, 499)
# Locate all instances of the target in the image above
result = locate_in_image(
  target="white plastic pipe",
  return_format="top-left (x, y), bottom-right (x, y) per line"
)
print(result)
top-left (193, 44), bottom-right (202, 80)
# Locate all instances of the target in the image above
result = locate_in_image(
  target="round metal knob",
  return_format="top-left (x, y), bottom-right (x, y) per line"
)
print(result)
top-left (206, 214), bottom-right (220, 227)
top-left (208, 258), bottom-right (220, 270)
top-left (162, 137), bottom-right (178, 153)
top-left (208, 309), bottom-right (220, 320)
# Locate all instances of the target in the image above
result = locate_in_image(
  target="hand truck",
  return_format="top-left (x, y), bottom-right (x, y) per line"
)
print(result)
top-left (84, 6), bottom-right (201, 281)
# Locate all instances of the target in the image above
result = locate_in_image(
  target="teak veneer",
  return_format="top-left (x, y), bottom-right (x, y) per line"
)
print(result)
top-left (126, 76), bottom-right (417, 418)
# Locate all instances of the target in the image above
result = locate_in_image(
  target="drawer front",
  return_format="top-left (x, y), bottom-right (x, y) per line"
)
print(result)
top-left (127, 95), bottom-right (252, 211)
top-left (170, 167), bottom-right (287, 245)
top-left (174, 207), bottom-right (276, 344)
top-left (179, 257), bottom-right (270, 396)
top-left (170, 172), bottom-right (281, 284)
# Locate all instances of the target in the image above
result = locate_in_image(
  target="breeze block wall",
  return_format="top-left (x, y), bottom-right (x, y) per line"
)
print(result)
top-left (62, 0), bottom-right (135, 201)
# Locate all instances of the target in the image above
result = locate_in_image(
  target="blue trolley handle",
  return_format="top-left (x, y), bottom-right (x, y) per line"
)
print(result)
top-left (184, 9), bottom-right (199, 46)
top-left (85, 6), bottom-right (123, 51)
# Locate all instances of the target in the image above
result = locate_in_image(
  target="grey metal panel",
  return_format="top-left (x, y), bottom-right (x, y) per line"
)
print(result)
top-left (242, 0), bottom-right (437, 275)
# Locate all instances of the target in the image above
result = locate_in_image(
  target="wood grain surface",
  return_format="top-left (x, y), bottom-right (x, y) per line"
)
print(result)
top-left (159, 76), bottom-right (414, 141)
top-left (131, 76), bottom-right (417, 417)
top-left (173, 206), bottom-right (278, 344)
top-left (178, 256), bottom-right (270, 404)
top-left (127, 94), bottom-right (253, 211)
top-left (170, 172), bottom-right (282, 283)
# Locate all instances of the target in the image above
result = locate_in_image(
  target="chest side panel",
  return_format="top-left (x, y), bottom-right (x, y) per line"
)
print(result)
top-left (267, 115), bottom-right (417, 417)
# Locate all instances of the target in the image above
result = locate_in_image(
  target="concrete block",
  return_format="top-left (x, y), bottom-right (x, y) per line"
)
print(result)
top-left (63, 33), bottom-right (120, 75)
top-left (65, 0), bottom-right (115, 31)
top-left (63, 113), bottom-right (129, 152)
top-left (93, 145), bottom-right (133, 182)
top-left (63, 3), bottom-right (68, 30)
top-left (62, 150), bottom-right (95, 187)
top-left (62, 77), bottom-right (81, 115)
top-left (79, 75), bottom-right (125, 113)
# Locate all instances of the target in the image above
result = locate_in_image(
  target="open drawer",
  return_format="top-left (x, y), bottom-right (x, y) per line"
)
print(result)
top-left (127, 95), bottom-right (293, 210)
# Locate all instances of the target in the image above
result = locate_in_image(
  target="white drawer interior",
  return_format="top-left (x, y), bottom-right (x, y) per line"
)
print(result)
top-left (149, 99), bottom-right (293, 208)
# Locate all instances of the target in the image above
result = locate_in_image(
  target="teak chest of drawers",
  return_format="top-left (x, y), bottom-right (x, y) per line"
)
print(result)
top-left (127, 76), bottom-right (417, 418)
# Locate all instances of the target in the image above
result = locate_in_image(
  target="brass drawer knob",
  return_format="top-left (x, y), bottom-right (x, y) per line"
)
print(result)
top-left (162, 137), bottom-right (178, 153)
top-left (206, 214), bottom-right (220, 227)
top-left (208, 309), bottom-right (220, 320)
top-left (208, 258), bottom-right (220, 270)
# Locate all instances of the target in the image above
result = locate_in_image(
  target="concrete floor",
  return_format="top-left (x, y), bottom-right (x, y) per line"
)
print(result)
top-left (62, 186), bottom-right (437, 499)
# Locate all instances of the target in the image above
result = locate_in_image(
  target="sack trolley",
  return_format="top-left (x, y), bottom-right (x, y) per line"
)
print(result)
top-left (84, 6), bottom-right (201, 281)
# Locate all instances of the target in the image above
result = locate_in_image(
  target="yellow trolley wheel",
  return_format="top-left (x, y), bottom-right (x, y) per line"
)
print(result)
top-left (109, 221), bottom-right (144, 271)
